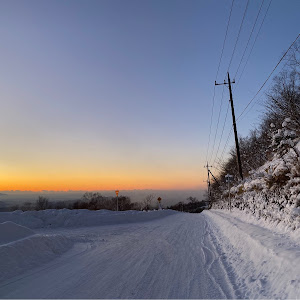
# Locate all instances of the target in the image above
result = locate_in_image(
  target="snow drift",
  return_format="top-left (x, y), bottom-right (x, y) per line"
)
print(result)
top-left (0, 221), bottom-right (35, 245)
top-left (0, 209), bottom-right (177, 229)
top-left (0, 210), bottom-right (176, 282)
top-left (0, 221), bottom-right (73, 282)
top-left (213, 139), bottom-right (300, 230)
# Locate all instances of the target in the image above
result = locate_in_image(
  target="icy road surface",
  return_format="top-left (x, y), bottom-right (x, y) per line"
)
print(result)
top-left (0, 213), bottom-right (237, 299)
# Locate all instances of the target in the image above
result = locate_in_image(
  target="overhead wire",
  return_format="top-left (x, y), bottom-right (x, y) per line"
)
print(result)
top-left (205, 0), bottom-right (235, 163)
top-left (214, 32), bottom-right (299, 170)
top-left (211, 0), bottom-right (250, 169)
top-left (212, 0), bottom-right (272, 173)
top-left (213, 32), bottom-right (299, 174)
top-left (236, 32), bottom-right (300, 121)
top-left (209, 0), bottom-right (249, 169)
top-left (215, 0), bottom-right (235, 79)
top-left (209, 1), bottom-right (299, 178)
top-left (209, 85), bottom-right (225, 163)
top-left (212, 101), bottom-right (230, 166)
top-left (237, 58), bottom-right (291, 121)
top-left (234, 0), bottom-right (265, 80)
top-left (227, 0), bottom-right (250, 72)
top-left (216, 127), bottom-right (233, 168)
top-left (235, 0), bottom-right (273, 87)
top-left (205, 89), bottom-right (216, 163)
top-left (207, 0), bottom-right (274, 175)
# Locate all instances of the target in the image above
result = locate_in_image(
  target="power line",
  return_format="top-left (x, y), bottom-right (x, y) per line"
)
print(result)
top-left (205, 0), bottom-right (234, 163)
top-left (216, 0), bottom-right (235, 79)
top-left (237, 58), bottom-right (291, 121)
top-left (211, 0), bottom-right (271, 173)
top-left (216, 127), bottom-right (233, 169)
top-left (212, 0), bottom-right (271, 172)
top-left (212, 165), bottom-right (223, 172)
top-left (214, 32), bottom-right (299, 171)
top-left (209, 85), bottom-right (225, 163)
top-left (234, 0), bottom-right (265, 79)
top-left (235, 0), bottom-right (272, 87)
top-left (237, 96), bottom-right (263, 123)
top-left (212, 101), bottom-right (230, 166)
top-left (211, 0), bottom-right (251, 171)
top-left (227, 0), bottom-right (250, 72)
top-left (205, 88), bottom-right (216, 162)
top-left (236, 32), bottom-right (300, 121)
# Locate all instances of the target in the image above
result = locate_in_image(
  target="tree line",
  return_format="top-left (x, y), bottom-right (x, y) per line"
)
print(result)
top-left (9, 193), bottom-right (209, 213)
top-left (9, 192), bottom-right (150, 212)
top-left (168, 196), bottom-right (208, 213)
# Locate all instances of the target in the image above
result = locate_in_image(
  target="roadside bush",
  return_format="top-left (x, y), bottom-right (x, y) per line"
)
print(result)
top-left (35, 196), bottom-right (50, 210)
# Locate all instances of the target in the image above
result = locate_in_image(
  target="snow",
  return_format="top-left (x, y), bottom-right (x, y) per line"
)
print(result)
top-left (0, 220), bottom-right (73, 282)
top-left (204, 209), bottom-right (300, 298)
top-left (0, 209), bottom-right (177, 287)
top-left (0, 209), bottom-right (299, 298)
top-left (0, 221), bottom-right (34, 245)
top-left (214, 138), bottom-right (300, 229)
top-left (0, 208), bottom-right (177, 229)
top-left (0, 211), bottom-right (236, 299)
top-left (0, 233), bottom-right (73, 282)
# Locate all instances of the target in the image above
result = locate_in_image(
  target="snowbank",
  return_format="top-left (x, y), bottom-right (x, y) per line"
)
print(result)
top-left (0, 221), bottom-right (73, 282)
top-left (0, 233), bottom-right (73, 282)
top-left (211, 208), bottom-right (300, 239)
top-left (0, 221), bottom-right (35, 245)
top-left (0, 209), bottom-right (177, 229)
top-left (213, 122), bottom-right (300, 229)
top-left (213, 142), bottom-right (300, 229)
top-left (0, 210), bottom-right (176, 283)
top-left (204, 210), bottom-right (300, 298)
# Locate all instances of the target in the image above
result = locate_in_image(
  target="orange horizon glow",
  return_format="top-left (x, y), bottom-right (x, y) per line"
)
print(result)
top-left (0, 159), bottom-right (208, 192)
top-left (0, 172), bottom-right (207, 191)
top-left (0, 180), bottom-right (206, 192)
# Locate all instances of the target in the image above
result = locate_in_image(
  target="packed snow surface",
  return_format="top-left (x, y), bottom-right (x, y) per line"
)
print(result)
top-left (204, 209), bottom-right (300, 298)
top-left (0, 233), bottom-right (73, 282)
top-left (0, 221), bottom-right (34, 244)
top-left (0, 209), bottom-right (299, 298)
top-left (0, 209), bottom-right (177, 229)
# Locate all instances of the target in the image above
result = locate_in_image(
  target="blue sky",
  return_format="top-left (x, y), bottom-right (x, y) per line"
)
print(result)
top-left (0, 0), bottom-right (299, 190)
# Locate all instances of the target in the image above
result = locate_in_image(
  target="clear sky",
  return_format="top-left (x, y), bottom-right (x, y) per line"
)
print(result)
top-left (0, 0), bottom-right (299, 191)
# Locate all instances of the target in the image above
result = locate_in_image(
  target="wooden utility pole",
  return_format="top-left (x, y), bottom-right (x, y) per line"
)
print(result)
top-left (215, 72), bottom-right (243, 180)
top-left (204, 164), bottom-right (220, 208)
top-left (204, 162), bottom-right (212, 205)
top-left (225, 174), bottom-right (233, 212)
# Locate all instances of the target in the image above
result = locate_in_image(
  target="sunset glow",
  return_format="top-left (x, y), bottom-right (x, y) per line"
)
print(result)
top-left (0, 0), bottom-right (298, 192)
top-left (0, 166), bottom-right (206, 191)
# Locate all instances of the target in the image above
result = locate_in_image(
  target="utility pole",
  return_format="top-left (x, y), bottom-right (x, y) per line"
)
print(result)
top-left (208, 169), bottom-right (220, 186)
top-left (225, 174), bottom-right (233, 212)
top-left (204, 164), bottom-right (221, 209)
top-left (215, 72), bottom-right (243, 180)
top-left (204, 162), bottom-right (212, 207)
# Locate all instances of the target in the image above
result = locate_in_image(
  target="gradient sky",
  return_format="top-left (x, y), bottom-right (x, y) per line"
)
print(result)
top-left (0, 0), bottom-right (299, 191)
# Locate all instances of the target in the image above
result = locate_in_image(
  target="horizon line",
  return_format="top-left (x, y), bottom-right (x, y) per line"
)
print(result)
top-left (0, 188), bottom-right (205, 193)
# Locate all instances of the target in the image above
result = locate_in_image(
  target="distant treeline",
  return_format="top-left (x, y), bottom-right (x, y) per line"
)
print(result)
top-left (167, 197), bottom-right (208, 213)
top-left (9, 192), bottom-right (143, 212)
top-left (7, 193), bottom-right (207, 213)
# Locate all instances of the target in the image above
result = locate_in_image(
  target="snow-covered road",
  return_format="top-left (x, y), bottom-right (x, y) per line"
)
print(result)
top-left (1, 209), bottom-right (300, 298)
top-left (0, 213), bottom-right (237, 299)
